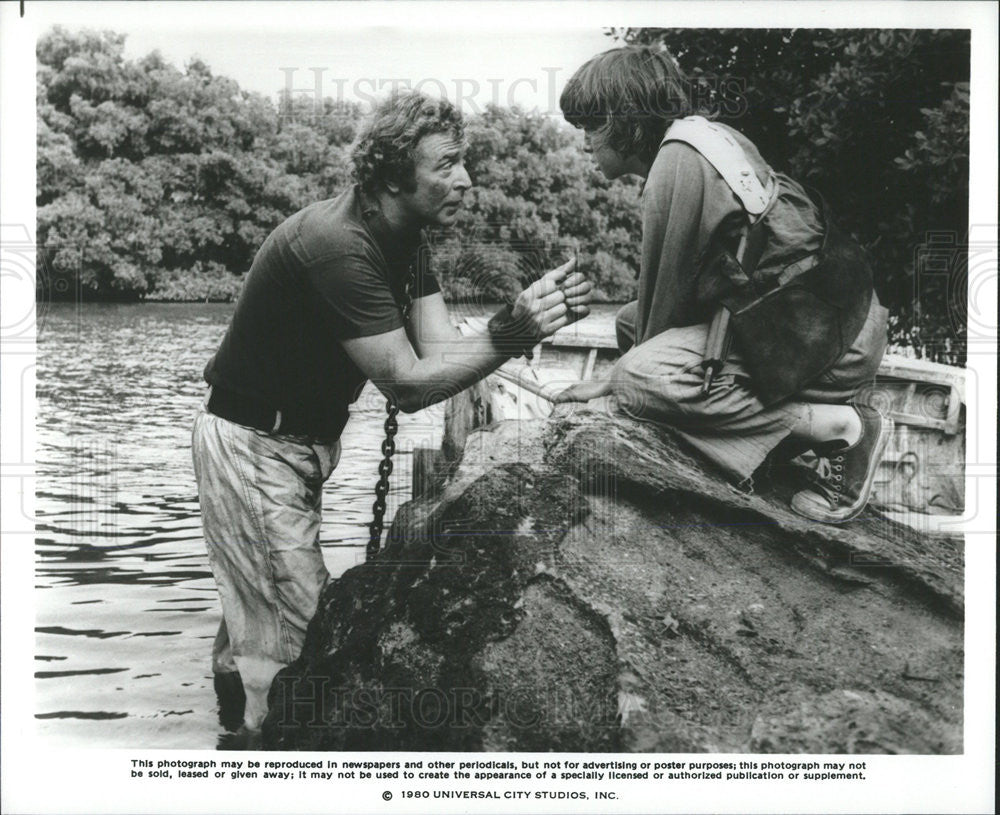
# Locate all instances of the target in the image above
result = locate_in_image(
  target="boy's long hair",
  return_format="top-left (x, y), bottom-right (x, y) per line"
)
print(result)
top-left (352, 91), bottom-right (465, 194)
top-left (560, 45), bottom-right (695, 162)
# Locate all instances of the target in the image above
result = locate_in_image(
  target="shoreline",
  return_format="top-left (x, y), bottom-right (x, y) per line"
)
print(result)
top-left (35, 300), bottom-right (965, 366)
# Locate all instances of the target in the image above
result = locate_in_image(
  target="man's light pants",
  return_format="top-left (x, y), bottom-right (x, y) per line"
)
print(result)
top-left (192, 407), bottom-right (340, 730)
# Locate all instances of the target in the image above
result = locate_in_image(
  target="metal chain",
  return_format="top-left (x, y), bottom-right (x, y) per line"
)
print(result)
top-left (367, 261), bottom-right (415, 561)
top-left (366, 398), bottom-right (399, 560)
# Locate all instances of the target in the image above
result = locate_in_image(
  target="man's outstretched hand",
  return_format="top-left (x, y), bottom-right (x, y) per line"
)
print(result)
top-left (511, 257), bottom-right (592, 340)
top-left (560, 264), bottom-right (593, 324)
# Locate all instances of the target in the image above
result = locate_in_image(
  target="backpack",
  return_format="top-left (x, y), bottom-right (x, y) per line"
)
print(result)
top-left (661, 116), bottom-right (874, 405)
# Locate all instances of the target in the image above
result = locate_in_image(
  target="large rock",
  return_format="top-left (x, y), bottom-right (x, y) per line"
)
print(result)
top-left (262, 405), bottom-right (963, 753)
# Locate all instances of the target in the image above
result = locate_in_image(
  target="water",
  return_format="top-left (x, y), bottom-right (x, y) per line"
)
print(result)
top-left (35, 302), bottom-right (446, 748)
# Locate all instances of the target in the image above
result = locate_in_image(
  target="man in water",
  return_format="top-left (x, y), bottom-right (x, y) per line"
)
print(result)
top-left (192, 91), bottom-right (591, 745)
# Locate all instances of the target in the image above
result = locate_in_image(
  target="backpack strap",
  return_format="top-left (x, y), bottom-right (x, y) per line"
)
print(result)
top-left (662, 116), bottom-right (776, 220)
top-left (663, 116), bottom-right (778, 397)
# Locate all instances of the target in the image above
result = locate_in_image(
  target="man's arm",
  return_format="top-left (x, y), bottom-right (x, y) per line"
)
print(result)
top-left (340, 325), bottom-right (507, 413)
top-left (406, 291), bottom-right (463, 354)
top-left (406, 268), bottom-right (593, 359)
top-left (342, 259), bottom-right (589, 413)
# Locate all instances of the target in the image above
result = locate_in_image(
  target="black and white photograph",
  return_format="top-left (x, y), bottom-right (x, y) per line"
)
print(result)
top-left (1, 1), bottom-right (996, 813)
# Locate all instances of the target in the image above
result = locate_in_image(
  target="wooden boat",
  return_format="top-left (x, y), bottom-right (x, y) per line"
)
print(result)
top-left (414, 310), bottom-right (966, 534)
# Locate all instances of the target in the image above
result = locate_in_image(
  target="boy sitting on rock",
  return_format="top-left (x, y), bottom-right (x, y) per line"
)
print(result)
top-left (554, 45), bottom-right (892, 522)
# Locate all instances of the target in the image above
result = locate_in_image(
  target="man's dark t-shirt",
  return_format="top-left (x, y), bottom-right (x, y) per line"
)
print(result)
top-left (204, 185), bottom-right (440, 441)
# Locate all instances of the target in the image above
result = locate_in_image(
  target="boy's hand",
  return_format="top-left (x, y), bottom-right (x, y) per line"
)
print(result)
top-left (551, 377), bottom-right (612, 404)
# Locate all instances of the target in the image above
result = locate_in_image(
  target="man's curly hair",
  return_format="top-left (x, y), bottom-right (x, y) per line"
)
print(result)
top-left (352, 91), bottom-right (465, 194)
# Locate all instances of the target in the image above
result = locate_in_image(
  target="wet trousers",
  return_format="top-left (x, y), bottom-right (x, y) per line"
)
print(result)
top-left (613, 296), bottom-right (889, 483)
top-left (191, 404), bottom-right (340, 729)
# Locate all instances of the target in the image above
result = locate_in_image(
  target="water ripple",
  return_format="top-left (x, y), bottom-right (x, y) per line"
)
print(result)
top-left (34, 302), bottom-right (442, 748)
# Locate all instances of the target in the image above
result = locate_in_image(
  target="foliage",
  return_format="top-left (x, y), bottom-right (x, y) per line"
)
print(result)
top-left (37, 27), bottom-right (358, 301)
top-left (613, 28), bottom-right (970, 363)
top-left (37, 27), bottom-right (641, 306)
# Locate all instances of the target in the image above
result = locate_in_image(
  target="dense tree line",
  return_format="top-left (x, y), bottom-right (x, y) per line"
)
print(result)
top-left (37, 27), bottom-right (969, 360)
top-left (36, 26), bottom-right (640, 307)
top-left (37, 27), bottom-right (361, 302)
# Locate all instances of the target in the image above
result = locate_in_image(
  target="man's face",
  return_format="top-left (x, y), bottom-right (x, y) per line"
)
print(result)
top-left (584, 125), bottom-right (629, 180)
top-left (396, 133), bottom-right (471, 227)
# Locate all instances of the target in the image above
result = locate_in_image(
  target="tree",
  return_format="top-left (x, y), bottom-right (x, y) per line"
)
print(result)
top-left (36, 26), bottom-right (356, 301)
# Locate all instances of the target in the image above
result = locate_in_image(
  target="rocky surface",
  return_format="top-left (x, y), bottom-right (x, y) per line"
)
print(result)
top-left (262, 404), bottom-right (963, 753)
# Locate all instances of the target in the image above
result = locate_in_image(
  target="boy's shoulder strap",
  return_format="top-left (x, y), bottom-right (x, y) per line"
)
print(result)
top-left (662, 116), bottom-right (775, 218)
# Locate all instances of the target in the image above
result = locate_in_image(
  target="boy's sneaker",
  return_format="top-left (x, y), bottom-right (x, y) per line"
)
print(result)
top-left (790, 405), bottom-right (893, 523)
